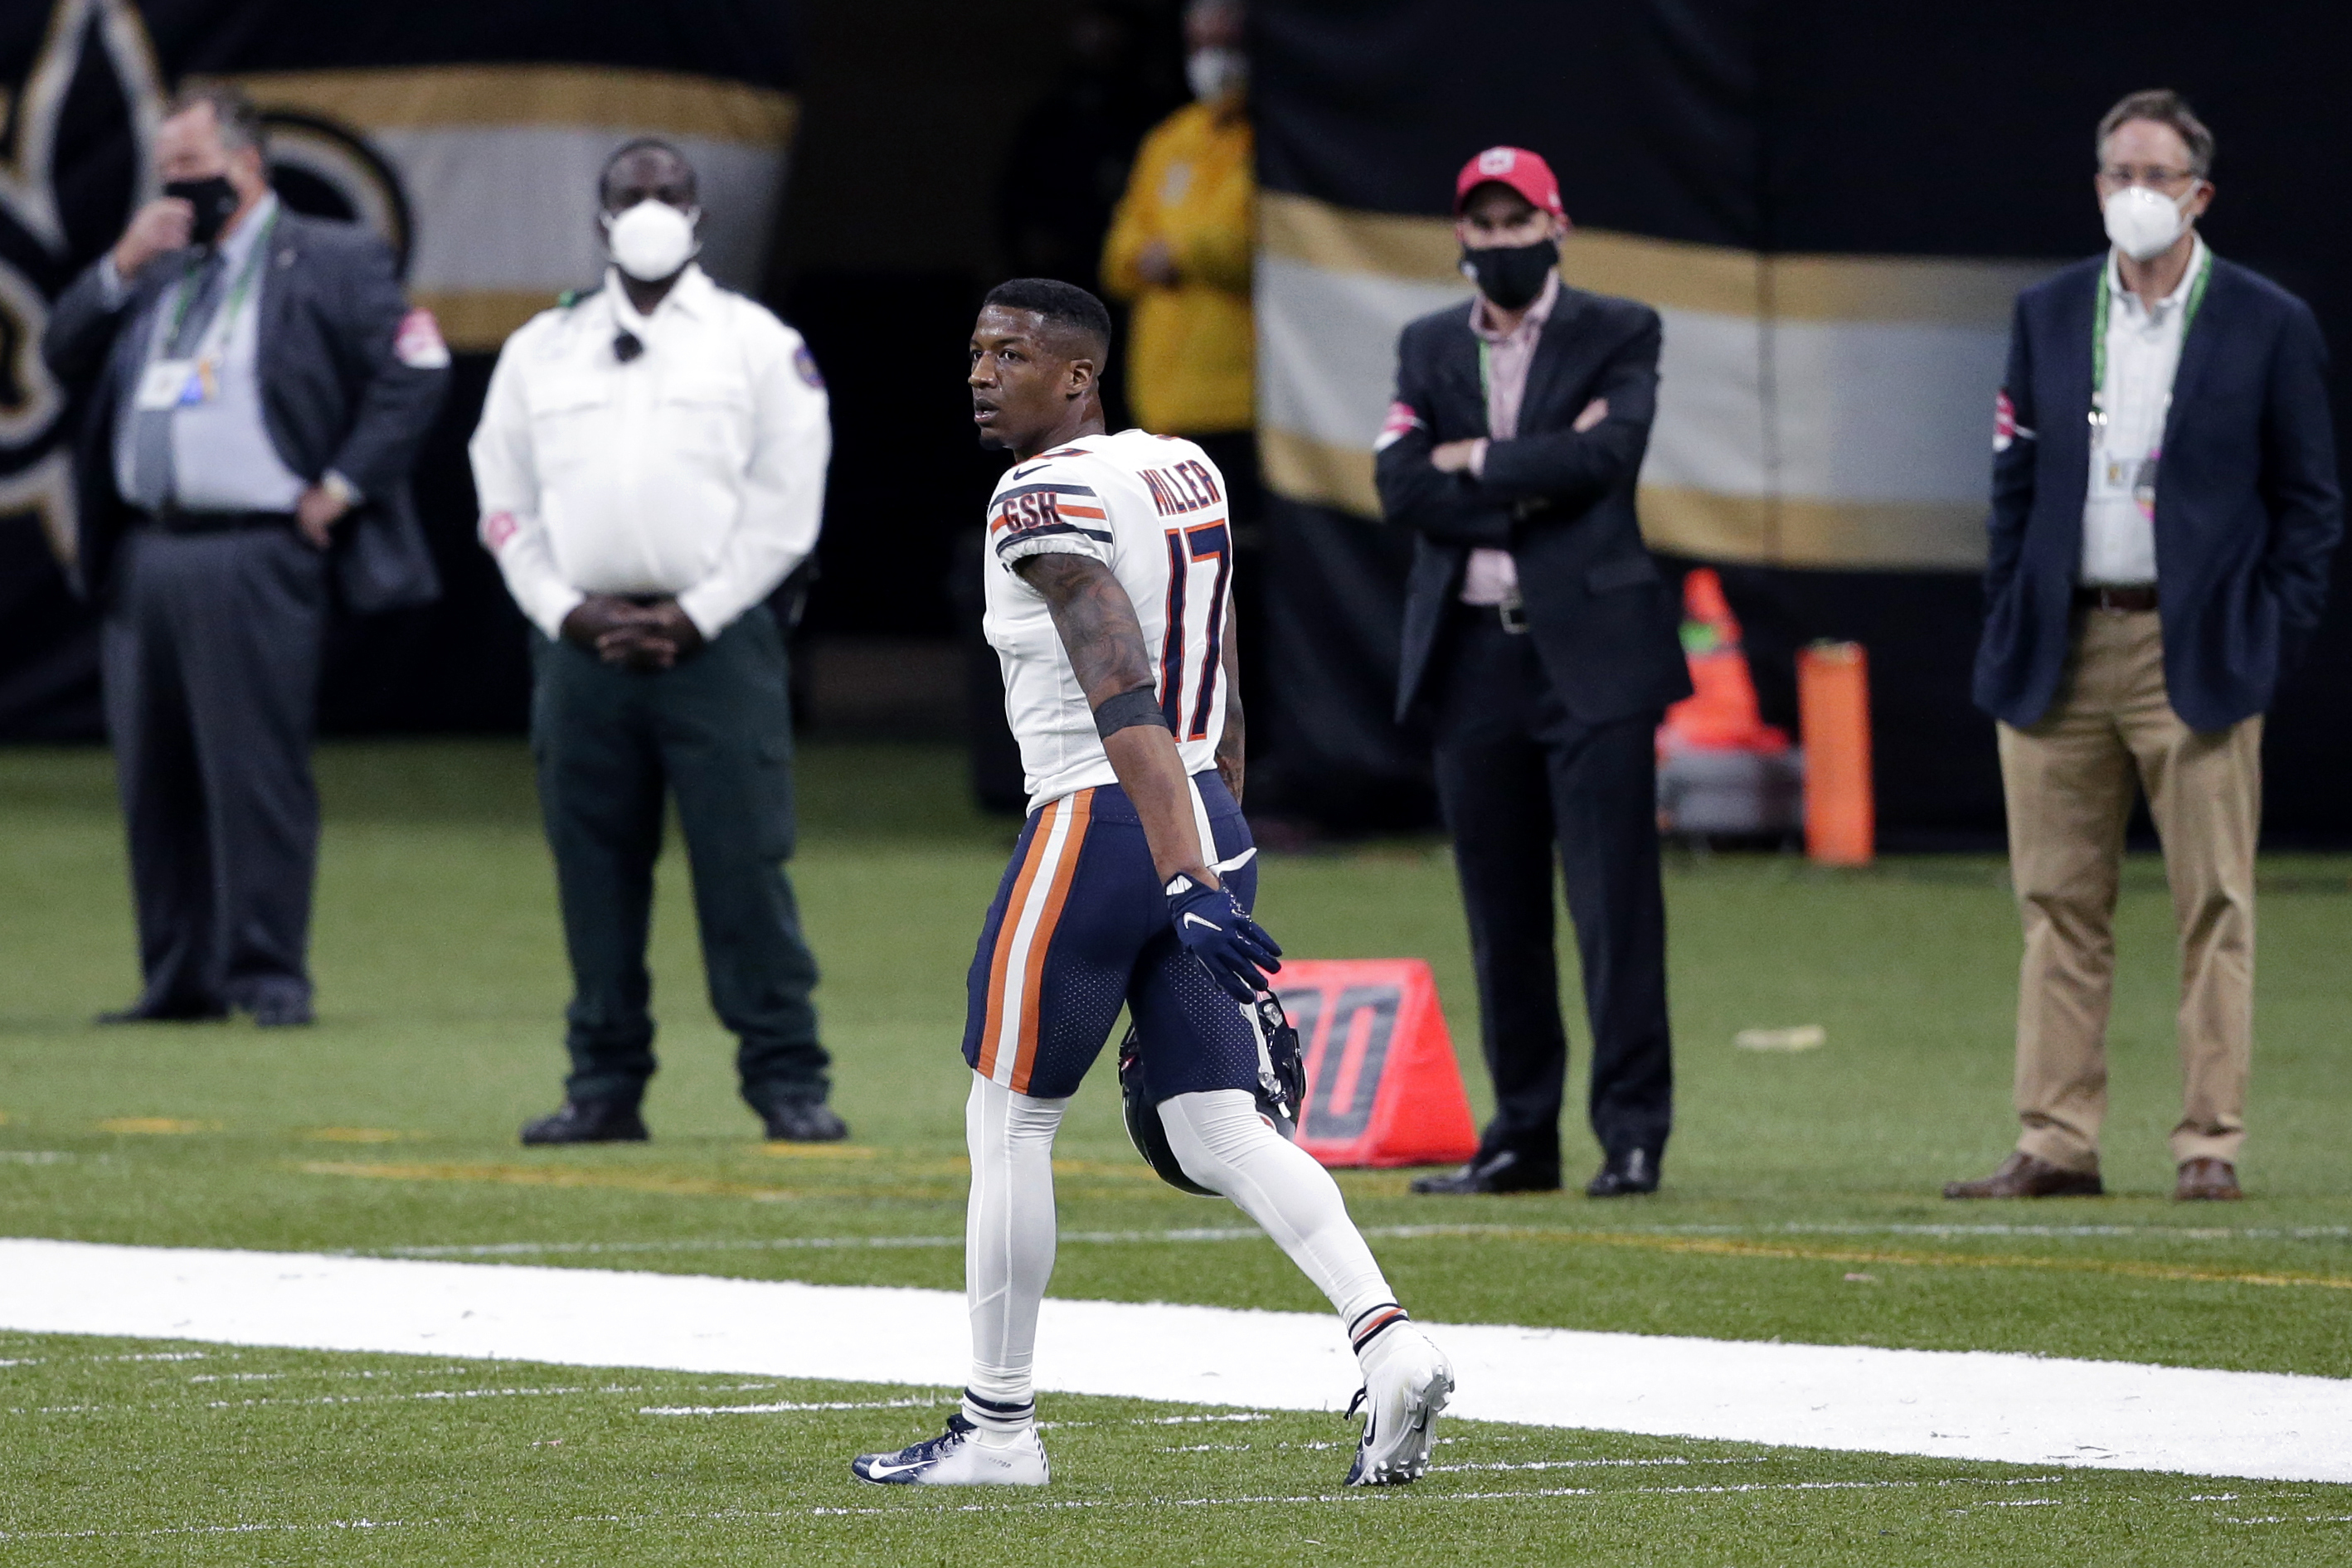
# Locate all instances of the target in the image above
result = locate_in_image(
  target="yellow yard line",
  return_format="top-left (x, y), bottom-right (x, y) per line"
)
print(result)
top-left (298, 1161), bottom-right (806, 1203)
top-left (1517, 1229), bottom-right (2352, 1292)
top-left (98, 1118), bottom-right (221, 1135)
top-left (294, 1158), bottom-right (1163, 1206)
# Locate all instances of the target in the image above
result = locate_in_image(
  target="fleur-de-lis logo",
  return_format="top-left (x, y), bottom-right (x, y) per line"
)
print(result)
top-left (0, 0), bottom-right (168, 565)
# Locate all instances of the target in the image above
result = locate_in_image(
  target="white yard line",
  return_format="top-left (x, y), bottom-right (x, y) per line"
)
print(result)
top-left (2, 1239), bottom-right (2348, 1483)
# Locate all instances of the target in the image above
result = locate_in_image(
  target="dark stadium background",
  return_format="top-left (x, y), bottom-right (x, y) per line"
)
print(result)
top-left (2, 0), bottom-right (2345, 846)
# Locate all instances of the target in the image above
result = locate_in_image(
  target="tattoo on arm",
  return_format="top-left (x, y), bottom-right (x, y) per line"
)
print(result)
top-left (1014, 549), bottom-right (1215, 886)
top-left (1014, 551), bottom-right (1154, 703)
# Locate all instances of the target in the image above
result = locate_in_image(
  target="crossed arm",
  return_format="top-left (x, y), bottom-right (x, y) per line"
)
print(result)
top-left (1014, 551), bottom-right (1223, 888)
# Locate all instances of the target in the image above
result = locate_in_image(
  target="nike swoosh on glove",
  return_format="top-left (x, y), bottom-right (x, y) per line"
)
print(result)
top-left (1164, 872), bottom-right (1283, 1002)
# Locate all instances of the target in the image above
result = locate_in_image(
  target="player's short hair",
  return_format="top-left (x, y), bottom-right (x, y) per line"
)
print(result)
top-left (984, 278), bottom-right (1113, 367)
top-left (167, 82), bottom-right (266, 156)
top-left (2097, 89), bottom-right (2214, 177)
top-left (600, 137), bottom-right (699, 205)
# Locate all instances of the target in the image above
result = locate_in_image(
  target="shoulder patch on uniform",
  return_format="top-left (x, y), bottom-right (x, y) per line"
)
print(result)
top-left (394, 307), bottom-right (450, 369)
top-left (557, 285), bottom-right (603, 310)
top-left (794, 344), bottom-right (824, 389)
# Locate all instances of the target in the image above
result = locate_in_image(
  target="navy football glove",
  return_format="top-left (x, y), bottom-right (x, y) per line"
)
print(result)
top-left (1164, 871), bottom-right (1283, 1002)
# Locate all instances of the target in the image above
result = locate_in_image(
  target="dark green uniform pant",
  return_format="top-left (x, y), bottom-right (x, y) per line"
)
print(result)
top-left (530, 606), bottom-right (825, 1107)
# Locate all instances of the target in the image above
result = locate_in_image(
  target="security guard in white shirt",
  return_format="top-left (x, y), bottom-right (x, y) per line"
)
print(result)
top-left (470, 138), bottom-right (840, 1146)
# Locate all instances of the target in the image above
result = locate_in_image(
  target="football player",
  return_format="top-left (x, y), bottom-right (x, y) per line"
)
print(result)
top-left (849, 279), bottom-right (1453, 1489)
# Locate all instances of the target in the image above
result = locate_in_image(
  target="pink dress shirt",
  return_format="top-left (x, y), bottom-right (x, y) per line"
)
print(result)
top-left (1458, 270), bottom-right (1559, 606)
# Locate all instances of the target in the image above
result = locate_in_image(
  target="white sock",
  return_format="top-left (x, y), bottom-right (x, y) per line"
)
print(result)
top-left (1155, 1089), bottom-right (1398, 1332)
top-left (961, 1072), bottom-right (1064, 1435)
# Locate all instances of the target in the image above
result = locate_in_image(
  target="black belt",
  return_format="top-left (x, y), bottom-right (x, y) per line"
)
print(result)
top-left (143, 505), bottom-right (295, 536)
top-left (2075, 584), bottom-right (2158, 613)
top-left (1456, 600), bottom-right (1529, 634)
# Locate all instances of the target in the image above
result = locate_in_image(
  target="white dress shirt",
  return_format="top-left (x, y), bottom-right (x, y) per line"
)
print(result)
top-left (2081, 234), bottom-right (2204, 586)
top-left (469, 264), bottom-right (830, 639)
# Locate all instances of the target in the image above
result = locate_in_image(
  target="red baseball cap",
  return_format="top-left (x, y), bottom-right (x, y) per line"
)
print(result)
top-left (1454, 145), bottom-right (1565, 219)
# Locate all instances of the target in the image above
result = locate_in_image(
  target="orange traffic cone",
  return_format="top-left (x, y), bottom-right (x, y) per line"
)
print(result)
top-left (1272, 959), bottom-right (1479, 1168)
top-left (1660, 568), bottom-right (1789, 755)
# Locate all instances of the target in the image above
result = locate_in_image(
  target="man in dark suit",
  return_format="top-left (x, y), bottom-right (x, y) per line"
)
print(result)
top-left (1377, 147), bottom-right (1690, 1198)
top-left (1951, 91), bottom-right (2340, 1204)
top-left (42, 85), bottom-right (449, 1027)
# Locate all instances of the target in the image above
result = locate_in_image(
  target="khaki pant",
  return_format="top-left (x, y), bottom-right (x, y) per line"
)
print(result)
top-left (1996, 609), bottom-right (2260, 1173)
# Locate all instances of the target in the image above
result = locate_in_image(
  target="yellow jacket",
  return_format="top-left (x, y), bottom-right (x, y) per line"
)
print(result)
top-left (1101, 102), bottom-right (1254, 434)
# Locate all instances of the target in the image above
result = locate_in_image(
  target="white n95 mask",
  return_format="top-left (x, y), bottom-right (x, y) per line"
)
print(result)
top-left (604, 200), bottom-right (700, 281)
top-left (2102, 184), bottom-right (2194, 263)
top-left (1187, 46), bottom-right (1246, 104)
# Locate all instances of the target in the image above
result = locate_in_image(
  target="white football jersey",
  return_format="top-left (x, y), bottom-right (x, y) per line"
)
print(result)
top-left (982, 429), bottom-right (1234, 811)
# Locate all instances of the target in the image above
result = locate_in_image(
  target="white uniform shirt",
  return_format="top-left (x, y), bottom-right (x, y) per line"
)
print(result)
top-left (469, 265), bottom-right (830, 638)
top-left (2081, 234), bottom-right (2204, 586)
top-left (983, 429), bottom-right (1232, 811)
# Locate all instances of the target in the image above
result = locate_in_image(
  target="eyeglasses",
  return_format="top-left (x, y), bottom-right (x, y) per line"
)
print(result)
top-left (2097, 164), bottom-right (2204, 192)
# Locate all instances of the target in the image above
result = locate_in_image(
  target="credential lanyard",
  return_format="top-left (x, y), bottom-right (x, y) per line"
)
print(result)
top-left (2089, 245), bottom-right (2210, 431)
top-left (164, 208), bottom-right (279, 359)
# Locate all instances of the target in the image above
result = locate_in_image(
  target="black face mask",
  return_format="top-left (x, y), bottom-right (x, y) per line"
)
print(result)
top-left (163, 176), bottom-right (241, 248)
top-left (1460, 236), bottom-right (1558, 311)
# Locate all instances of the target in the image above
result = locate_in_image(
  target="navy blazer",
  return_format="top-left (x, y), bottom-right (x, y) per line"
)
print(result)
top-left (41, 208), bottom-right (449, 614)
top-left (1973, 253), bottom-right (2341, 732)
top-left (1376, 285), bottom-right (1691, 726)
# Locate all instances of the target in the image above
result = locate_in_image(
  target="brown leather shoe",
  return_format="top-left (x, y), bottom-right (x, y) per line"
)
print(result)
top-left (1942, 1150), bottom-right (2103, 1199)
top-left (2175, 1157), bottom-right (2243, 1201)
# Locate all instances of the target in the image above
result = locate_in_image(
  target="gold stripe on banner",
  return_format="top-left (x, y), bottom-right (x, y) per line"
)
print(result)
top-left (1257, 430), bottom-right (1987, 570)
top-left (1260, 192), bottom-right (2048, 324)
top-left (1259, 189), bottom-right (1458, 281)
top-left (1261, 190), bottom-right (1763, 317)
top-left (207, 66), bottom-right (799, 146)
top-left (1261, 426), bottom-right (1382, 519)
top-left (409, 290), bottom-right (570, 355)
top-left (1636, 488), bottom-right (1988, 571)
top-left (1770, 253), bottom-right (2053, 328)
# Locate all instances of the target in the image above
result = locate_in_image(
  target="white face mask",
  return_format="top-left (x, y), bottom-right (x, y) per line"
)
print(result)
top-left (2102, 183), bottom-right (2196, 263)
top-left (1187, 46), bottom-right (1246, 104)
top-left (603, 199), bottom-right (700, 282)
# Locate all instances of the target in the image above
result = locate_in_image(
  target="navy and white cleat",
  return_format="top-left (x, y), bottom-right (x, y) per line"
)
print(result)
top-left (1344, 1318), bottom-right (1454, 1485)
top-left (851, 1413), bottom-right (1051, 1487)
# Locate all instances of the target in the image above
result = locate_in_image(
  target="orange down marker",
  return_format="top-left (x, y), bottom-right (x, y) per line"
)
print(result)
top-left (1798, 641), bottom-right (1874, 866)
top-left (1273, 959), bottom-right (1479, 1169)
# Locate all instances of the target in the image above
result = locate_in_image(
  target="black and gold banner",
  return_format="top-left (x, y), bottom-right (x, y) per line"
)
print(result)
top-left (1253, 0), bottom-right (2352, 838)
top-left (0, 0), bottom-right (795, 736)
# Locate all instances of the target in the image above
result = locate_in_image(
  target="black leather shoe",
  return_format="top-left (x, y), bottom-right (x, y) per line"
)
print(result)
top-left (756, 1095), bottom-right (849, 1143)
top-left (95, 1001), bottom-right (227, 1025)
top-left (1587, 1148), bottom-right (1662, 1197)
top-left (520, 1100), bottom-right (649, 1145)
top-left (245, 995), bottom-right (315, 1028)
top-left (1409, 1148), bottom-right (1561, 1195)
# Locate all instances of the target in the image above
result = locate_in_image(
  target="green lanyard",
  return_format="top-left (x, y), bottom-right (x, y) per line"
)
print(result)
top-left (2089, 244), bottom-right (2210, 430)
top-left (165, 208), bottom-right (279, 354)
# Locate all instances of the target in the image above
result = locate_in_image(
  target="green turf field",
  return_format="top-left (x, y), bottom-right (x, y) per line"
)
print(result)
top-left (2, 740), bottom-right (2349, 1563)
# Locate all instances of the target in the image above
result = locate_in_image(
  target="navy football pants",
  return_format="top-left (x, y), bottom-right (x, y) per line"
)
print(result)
top-left (961, 772), bottom-right (1259, 1104)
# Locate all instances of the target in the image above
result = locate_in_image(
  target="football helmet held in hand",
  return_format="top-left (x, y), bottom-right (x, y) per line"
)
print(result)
top-left (1119, 990), bottom-right (1308, 1196)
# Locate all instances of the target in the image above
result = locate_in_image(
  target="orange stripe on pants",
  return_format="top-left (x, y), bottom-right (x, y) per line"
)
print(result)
top-left (1008, 789), bottom-right (1093, 1094)
top-left (976, 797), bottom-right (1061, 1082)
